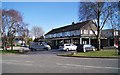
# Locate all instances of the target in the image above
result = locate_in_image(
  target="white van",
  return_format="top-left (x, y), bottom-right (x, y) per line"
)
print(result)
top-left (29, 42), bottom-right (51, 51)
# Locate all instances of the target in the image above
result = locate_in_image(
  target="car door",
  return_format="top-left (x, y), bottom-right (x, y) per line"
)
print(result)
top-left (35, 43), bottom-right (43, 50)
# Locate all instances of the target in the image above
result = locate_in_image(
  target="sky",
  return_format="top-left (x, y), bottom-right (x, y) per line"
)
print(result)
top-left (2, 2), bottom-right (80, 34)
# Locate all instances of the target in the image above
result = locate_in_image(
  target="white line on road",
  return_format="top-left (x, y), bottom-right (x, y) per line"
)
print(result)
top-left (56, 63), bottom-right (120, 70)
top-left (2, 60), bottom-right (34, 63)
top-left (2, 61), bottom-right (33, 66)
top-left (25, 61), bottom-right (34, 63)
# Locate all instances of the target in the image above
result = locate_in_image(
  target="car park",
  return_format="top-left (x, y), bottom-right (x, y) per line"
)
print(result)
top-left (76, 44), bottom-right (95, 52)
top-left (59, 44), bottom-right (77, 51)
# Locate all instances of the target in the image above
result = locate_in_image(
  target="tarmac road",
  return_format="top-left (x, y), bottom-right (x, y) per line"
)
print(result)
top-left (1, 50), bottom-right (119, 73)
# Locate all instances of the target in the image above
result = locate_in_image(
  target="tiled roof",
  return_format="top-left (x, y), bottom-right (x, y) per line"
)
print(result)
top-left (45, 20), bottom-right (95, 35)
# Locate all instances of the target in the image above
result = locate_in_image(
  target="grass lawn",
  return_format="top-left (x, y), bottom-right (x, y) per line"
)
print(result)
top-left (0, 50), bottom-right (19, 54)
top-left (60, 49), bottom-right (119, 57)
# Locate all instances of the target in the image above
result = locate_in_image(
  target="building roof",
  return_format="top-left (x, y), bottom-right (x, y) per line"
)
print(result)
top-left (101, 29), bottom-right (120, 37)
top-left (45, 20), bottom-right (95, 35)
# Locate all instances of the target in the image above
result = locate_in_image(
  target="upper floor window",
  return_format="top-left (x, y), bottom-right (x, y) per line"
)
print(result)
top-left (51, 34), bottom-right (54, 38)
top-left (62, 32), bottom-right (66, 37)
top-left (75, 30), bottom-right (80, 35)
top-left (90, 30), bottom-right (93, 34)
top-left (46, 34), bottom-right (52, 38)
top-left (53, 34), bottom-right (56, 37)
top-left (81, 30), bottom-right (83, 34)
top-left (114, 31), bottom-right (118, 36)
top-left (70, 31), bottom-right (75, 36)
top-left (59, 33), bottom-right (62, 37)
top-left (95, 31), bottom-right (97, 35)
top-left (56, 33), bottom-right (60, 37)
top-left (84, 30), bottom-right (88, 34)
top-left (64, 32), bottom-right (68, 36)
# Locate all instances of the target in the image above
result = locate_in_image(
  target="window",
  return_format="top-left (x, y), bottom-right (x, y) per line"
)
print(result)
top-left (66, 31), bottom-right (70, 36)
top-left (84, 30), bottom-right (88, 34)
top-left (45, 34), bottom-right (51, 38)
top-left (95, 31), bottom-right (97, 35)
top-left (53, 34), bottom-right (56, 37)
top-left (75, 30), bottom-right (80, 35)
top-left (62, 32), bottom-right (66, 37)
top-left (64, 32), bottom-right (68, 36)
top-left (50, 34), bottom-right (53, 38)
top-left (70, 31), bottom-right (74, 36)
top-left (81, 30), bottom-right (83, 34)
top-left (45, 35), bottom-right (49, 38)
top-left (90, 30), bottom-right (93, 34)
top-left (60, 33), bottom-right (62, 37)
top-left (114, 31), bottom-right (118, 36)
top-left (56, 33), bottom-right (60, 37)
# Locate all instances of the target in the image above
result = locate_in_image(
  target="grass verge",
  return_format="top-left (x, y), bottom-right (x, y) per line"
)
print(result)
top-left (0, 50), bottom-right (19, 54)
top-left (58, 49), bottom-right (119, 58)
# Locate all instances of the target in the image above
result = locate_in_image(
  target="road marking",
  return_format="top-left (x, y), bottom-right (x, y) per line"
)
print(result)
top-left (20, 55), bottom-right (29, 56)
top-left (67, 57), bottom-right (118, 61)
top-left (56, 63), bottom-right (120, 70)
top-left (2, 61), bottom-right (33, 66)
top-left (25, 61), bottom-right (34, 63)
top-left (2, 59), bottom-right (34, 63)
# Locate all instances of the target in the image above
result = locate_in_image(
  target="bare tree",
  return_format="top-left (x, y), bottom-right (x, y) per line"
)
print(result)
top-left (18, 23), bottom-right (29, 44)
top-left (31, 26), bottom-right (44, 39)
top-left (79, 2), bottom-right (118, 50)
top-left (1, 9), bottom-right (23, 50)
top-left (110, 1), bottom-right (120, 53)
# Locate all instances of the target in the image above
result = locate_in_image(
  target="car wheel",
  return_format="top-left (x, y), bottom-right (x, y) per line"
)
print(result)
top-left (33, 49), bottom-right (37, 51)
top-left (30, 48), bottom-right (34, 51)
top-left (43, 48), bottom-right (48, 51)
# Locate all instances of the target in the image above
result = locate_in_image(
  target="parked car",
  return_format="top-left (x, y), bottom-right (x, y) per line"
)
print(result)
top-left (76, 44), bottom-right (95, 52)
top-left (114, 43), bottom-right (118, 49)
top-left (29, 42), bottom-right (51, 51)
top-left (59, 44), bottom-right (77, 51)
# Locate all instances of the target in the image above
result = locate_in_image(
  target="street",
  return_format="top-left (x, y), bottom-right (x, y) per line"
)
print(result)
top-left (1, 50), bottom-right (119, 73)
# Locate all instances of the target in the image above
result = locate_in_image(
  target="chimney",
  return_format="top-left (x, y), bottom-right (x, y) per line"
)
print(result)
top-left (72, 22), bottom-right (75, 25)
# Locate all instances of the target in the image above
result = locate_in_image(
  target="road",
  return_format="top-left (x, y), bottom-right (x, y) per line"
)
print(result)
top-left (1, 50), bottom-right (119, 73)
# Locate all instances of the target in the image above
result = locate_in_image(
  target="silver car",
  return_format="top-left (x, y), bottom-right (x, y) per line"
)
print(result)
top-left (59, 44), bottom-right (77, 51)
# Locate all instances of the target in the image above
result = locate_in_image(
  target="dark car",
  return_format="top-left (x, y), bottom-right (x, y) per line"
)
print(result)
top-left (76, 44), bottom-right (96, 52)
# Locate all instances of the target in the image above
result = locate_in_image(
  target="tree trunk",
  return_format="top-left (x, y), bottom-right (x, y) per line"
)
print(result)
top-left (2, 38), bottom-right (7, 50)
top-left (97, 35), bottom-right (101, 51)
top-left (97, 8), bottom-right (101, 51)
top-left (2, 37), bottom-right (4, 50)
top-left (10, 40), bottom-right (13, 51)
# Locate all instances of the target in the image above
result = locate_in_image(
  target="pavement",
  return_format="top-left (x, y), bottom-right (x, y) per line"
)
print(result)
top-left (1, 49), bottom-right (120, 73)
